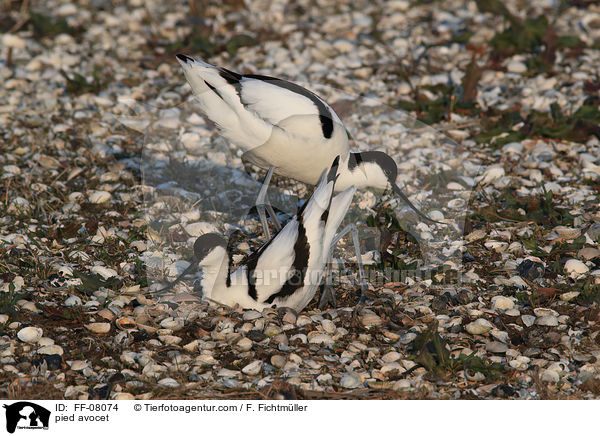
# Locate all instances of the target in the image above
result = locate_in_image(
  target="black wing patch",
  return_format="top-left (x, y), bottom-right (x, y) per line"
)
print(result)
top-left (264, 218), bottom-right (310, 304)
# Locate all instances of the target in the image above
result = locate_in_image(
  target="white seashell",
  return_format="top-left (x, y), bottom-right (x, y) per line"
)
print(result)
top-left (309, 334), bottom-right (334, 346)
top-left (184, 222), bottom-right (219, 237)
top-left (69, 360), bottom-right (89, 371)
top-left (339, 373), bottom-right (362, 389)
top-left (91, 265), bottom-right (118, 279)
top-left (157, 378), bottom-right (180, 387)
top-left (360, 312), bottom-right (383, 328)
top-left (241, 360), bottom-right (262, 376)
top-left (564, 259), bottom-right (589, 276)
top-left (159, 335), bottom-right (182, 345)
top-left (270, 355), bottom-right (287, 368)
top-left (38, 345), bottom-right (64, 355)
top-left (480, 166), bottom-right (505, 185)
top-left (236, 338), bottom-right (253, 351)
top-left (88, 191), bottom-right (112, 204)
top-left (64, 296), bottom-right (82, 306)
top-left (535, 315), bottom-right (558, 327)
top-left (17, 327), bottom-right (43, 343)
top-left (540, 369), bottom-right (560, 383)
top-left (491, 296), bottom-right (515, 311)
top-left (579, 248), bottom-right (600, 260)
top-left (521, 315), bottom-right (536, 327)
top-left (560, 291), bottom-right (579, 301)
top-left (465, 319), bottom-right (493, 335)
top-left (506, 60), bottom-right (527, 73)
top-left (553, 226), bottom-right (581, 239)
top-left (85, 323), bottom-right (111, 334)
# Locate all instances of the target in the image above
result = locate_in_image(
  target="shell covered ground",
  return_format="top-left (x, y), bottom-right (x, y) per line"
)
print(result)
top-left (1, 0), bottom-right (600, 400)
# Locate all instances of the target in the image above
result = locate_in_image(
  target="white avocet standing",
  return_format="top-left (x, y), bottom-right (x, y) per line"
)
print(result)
top-left (160, 157), bottom-right (361, 312)
top-left (175, 54), bottom-right (440, 239)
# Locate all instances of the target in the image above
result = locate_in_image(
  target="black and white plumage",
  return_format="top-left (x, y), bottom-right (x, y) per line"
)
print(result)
top-left (166, 158), bottom-right (356, 312)
top-left (176, 54), bottom-right (438, 224)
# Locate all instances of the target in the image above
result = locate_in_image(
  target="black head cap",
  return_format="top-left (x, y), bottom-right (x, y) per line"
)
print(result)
top-left (193, 233), bottom-right (228, 260)
top-left (176, 54), bottom-right (194, 63)
top-left (349, 151), bottom-right (398, 182)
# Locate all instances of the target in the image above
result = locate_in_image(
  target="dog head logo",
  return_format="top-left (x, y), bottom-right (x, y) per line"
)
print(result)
top-left (3, 402), bottom-right (50, 433)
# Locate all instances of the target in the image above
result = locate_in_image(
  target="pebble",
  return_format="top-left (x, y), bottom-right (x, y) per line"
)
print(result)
top-left (517, 259), bottom-right (545, 281)
top-left (17, 327), bottom-right (43, 343)
top-left (465, 319), bottom-right (493, 335)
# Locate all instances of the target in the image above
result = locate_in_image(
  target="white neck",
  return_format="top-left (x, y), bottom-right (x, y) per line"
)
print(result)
top-left (198, 247), bottom-right (230, 301)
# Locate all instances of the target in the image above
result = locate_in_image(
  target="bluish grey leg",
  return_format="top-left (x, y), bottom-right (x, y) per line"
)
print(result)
top-left (255, 166), bottom-right (281, 239)
top-left (318, 223), bottom-right (368, 309)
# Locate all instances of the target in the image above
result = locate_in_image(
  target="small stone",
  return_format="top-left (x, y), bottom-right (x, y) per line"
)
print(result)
top-left (17, 327), bottom-right (43, 343)
top-left (115, 393), bottom-right (135, 400)
top-left (3, 34), bottom-right (26, 49)
top-left (465, 318), bottom-right (493, 335)
top-left (242, 360), bottom-right (262, 376)
top-left (491, 296), bottom-right (515, 311)
top-left (517, 259), bottom-right (545, 281)
top-left (85, 323), bottom-right (111, 334)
